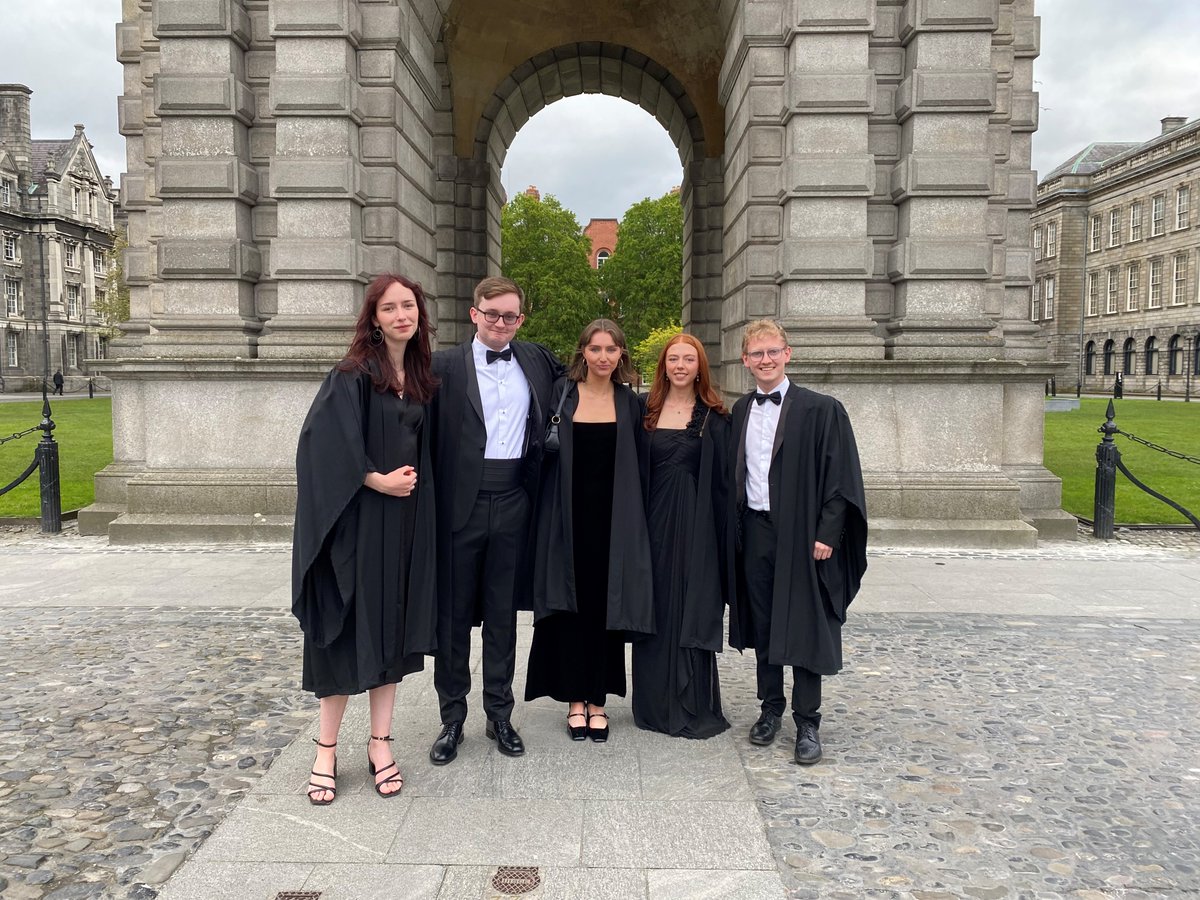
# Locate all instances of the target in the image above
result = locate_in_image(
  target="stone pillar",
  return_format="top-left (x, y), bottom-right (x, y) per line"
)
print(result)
top-left (681, 156), bottom-right (725, 361)
top-left (259, 0), bottom-right (368, 356)
top-left (149, 0), bottom-right (262, 355)
top-left (719, 0), bottom-right (788, 392)
top-left (885, 0), bottom-right (1002, 358)
top-left (780, 1), bottom-right (883, 360)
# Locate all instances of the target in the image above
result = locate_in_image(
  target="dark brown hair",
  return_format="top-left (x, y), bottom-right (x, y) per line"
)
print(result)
top-left (337, 273), bottom-right (438, 404)
top-left (566, 318), bottom-right (637, 384)
top-left (643, 333), bottom-right (726, 430)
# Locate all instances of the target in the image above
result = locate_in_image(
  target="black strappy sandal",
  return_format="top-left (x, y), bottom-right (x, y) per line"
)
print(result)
top-left (367, 734), bottom-right (403, 797)
top-left (308, 738), bottom-right (337, 806)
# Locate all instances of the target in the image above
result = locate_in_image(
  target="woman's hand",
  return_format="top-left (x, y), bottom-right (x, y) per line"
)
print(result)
top-left (365, 465), bottom-right (418, 497)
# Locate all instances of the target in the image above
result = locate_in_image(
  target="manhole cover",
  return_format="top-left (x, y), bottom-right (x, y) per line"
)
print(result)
top-left (274, 893), bottom-right (321, 900)
top-left (491, 866), bottom-right (541, 895)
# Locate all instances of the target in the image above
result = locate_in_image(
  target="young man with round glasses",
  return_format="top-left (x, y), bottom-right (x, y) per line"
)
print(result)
top-left (728, 319), bottom-right (868, 765)
top-left (428, 276), bottom-right (564, 764)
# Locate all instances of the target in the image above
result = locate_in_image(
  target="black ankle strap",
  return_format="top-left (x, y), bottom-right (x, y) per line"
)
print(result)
top-left (312, 738), bottom-right (337, 748)
top-left (370, 734), bottom-right (394, 742)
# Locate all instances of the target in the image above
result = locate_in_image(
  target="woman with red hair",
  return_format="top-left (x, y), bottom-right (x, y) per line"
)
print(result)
top-left (632, 333), bottom-right (731, 738)
top-left (291, 273), bottom-right (440, 803)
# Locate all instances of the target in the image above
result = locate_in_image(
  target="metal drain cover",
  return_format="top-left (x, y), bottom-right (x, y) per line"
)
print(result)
top-left (491, 866), bottom-right (541, 895)
top-left (274, 893), bottom-right (321, 900)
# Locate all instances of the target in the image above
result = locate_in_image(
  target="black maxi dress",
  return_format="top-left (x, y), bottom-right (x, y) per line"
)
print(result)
top-left (292, 367), bottom-right (438, 698)
top-left (632, 410), bottom-right (731, 738)
top-left (524, 421), bottom-right (627, 705)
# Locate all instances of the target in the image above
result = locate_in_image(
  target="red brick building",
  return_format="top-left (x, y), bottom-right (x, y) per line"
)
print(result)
top-left (583, 218), bottom-right (618, 268)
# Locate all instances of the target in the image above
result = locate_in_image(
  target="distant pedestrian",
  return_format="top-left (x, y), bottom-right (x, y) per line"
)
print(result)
top-left (291, 272), bottom-right (440, 804)
top-left (52, 370), bottom-right (64, 395)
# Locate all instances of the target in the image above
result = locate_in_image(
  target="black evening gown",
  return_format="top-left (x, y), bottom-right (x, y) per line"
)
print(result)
top-left (525, 421), bottom-right (627, 705)
top-left (302, 393), bottom-right (425, 698)
top-left (632, 426), bottom-right (730, 738)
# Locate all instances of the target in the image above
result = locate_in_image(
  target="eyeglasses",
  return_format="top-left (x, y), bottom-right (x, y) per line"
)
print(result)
top-left (745, 347), bottom-right (787, 362)
top-left (475, 307), bottom-right (522, 325)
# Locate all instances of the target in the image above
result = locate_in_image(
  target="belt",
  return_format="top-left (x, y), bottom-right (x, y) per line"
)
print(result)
top-left (479, 458), bottom-right (523, 492)
top-left (744, 507), bottom-right (772, 523)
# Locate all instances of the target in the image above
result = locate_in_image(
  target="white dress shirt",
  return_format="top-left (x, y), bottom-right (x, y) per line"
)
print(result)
top-left (744, 377), bottom-right (790, 512)
top-left (472, 337), bottom-right (531, 460)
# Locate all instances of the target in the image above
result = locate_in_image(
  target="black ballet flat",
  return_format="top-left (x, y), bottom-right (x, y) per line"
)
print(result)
top-left (567, 710), bottom-right (588, 741)
top-left (587, 710), bottom-right (609, 743)
top-left (367, 734), bottom-right (403, 798)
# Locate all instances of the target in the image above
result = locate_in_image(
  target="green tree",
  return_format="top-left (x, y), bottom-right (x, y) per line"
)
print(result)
top-left (96, 230), bottom-right (131, 336)
top-left (501, 191), bottom-right (603, 359)
top-left (599, 191), bottom-right (683, 351)
top-left (632, 322), bottom-right (682, 386)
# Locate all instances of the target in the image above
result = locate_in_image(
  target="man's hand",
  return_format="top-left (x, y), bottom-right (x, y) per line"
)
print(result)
top-left (366, 465), bottom-right (418, 497)
top-left (812, 541), bottom-right (832, 561)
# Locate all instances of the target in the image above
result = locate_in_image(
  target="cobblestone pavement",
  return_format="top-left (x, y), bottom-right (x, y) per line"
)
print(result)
top-left (725, 615), bottom-right (1200, 899)
top-left (0, 607), bottom-right (309, 899)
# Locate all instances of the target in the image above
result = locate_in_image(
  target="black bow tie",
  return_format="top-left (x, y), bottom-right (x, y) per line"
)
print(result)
top-left (486, 348), bottom-right (512, 364)
top-left (754, 391), bottom-right (782, 406)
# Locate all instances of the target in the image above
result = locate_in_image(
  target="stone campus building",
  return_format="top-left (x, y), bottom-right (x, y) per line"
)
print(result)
top-left (1033, 116), bottom-right (1200, 397)
top-left (81, 0), bottom-right (1070, 547)
top-left (0, 85), bottom-right (118, 391)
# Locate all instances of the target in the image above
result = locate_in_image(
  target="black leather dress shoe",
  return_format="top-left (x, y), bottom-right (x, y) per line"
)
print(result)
top-left (429, 721), bottom-right (464, 766)
top-left (794, 720), bottom-right (822, 765)
top-left (748, 712), bottom-right (781, 746)
top-left (486, 719), bottom-right (525, 757)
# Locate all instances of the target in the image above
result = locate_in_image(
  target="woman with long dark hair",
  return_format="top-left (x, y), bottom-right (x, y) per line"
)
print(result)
top-left (632, 333), bottom-right (731, 738)
top-left (525, 319), bottom-right (653, 743)
top-left (291, 273), bottom-right (439, 804)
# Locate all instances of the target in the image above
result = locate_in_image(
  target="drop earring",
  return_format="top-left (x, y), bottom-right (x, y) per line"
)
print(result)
top-left (370, 327), bottom-right (383, 346)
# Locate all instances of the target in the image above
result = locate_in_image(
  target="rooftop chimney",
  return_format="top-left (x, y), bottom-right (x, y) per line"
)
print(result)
top-left (524, 185), bottom-right (540, 201)
top-left (1161, 116), bottom-right (1188, 134)
top-left (0, 84), bottom-right (33, 168)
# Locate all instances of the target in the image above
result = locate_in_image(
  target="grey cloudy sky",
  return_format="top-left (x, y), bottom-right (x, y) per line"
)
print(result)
top-left (6, 0), bottom-right (1199, 224)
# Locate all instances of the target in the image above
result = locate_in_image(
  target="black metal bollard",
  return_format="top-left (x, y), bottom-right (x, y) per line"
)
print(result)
top-left (1076, 380), bottom-right (1082, 398)
top-left (1045, 380), bottom-right (1050, 397)
top-left (1051, 376), bottom-right (1057, 397)
top-left (1093, 400), bottom-right (1118, 539)
top-left (88, 378), bottom-right (94, 399)
top-left (1157, 381), bottom-right (1162, 401)
top-left (36, 397), bottom-right (62, 534)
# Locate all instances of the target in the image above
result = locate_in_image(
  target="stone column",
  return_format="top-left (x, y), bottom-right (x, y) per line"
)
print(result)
top-left (259, 0), bottom-right (367, 356)
top-left (885, 0), bottom-right (1001, 358)
top-left (149, 0), bottom-right (262, 355)
top-left (780, 0), bottom-right (883, 360)
top-left (681, 156), bottom-right (725, 361)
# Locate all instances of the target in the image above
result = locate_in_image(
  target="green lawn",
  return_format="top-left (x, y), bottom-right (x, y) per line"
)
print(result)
top-left (0, 399), bottom-right (113, 518)
top-left (1044, 398), bottom-right (1200, 525)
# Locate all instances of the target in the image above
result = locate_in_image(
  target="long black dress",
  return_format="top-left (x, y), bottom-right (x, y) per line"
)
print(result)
top-left (632, 408), bottom-right (731, 738)
top-left (524, 421), bottom-right (627, 705)
top-left (292, 366), bottom-right (438, 698)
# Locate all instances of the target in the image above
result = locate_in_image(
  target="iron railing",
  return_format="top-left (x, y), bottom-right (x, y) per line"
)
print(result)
top-left (0, 396), bottom-right (62, 533)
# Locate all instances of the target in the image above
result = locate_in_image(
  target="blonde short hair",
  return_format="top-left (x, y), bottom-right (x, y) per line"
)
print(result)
top-left (741, 319), bottom-right (789, 354)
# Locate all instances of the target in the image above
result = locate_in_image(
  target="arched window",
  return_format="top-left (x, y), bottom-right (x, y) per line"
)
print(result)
top-left (1102, 339), bottom-right (1115, 375)
top-left (1168, 335), bottom-right (1182, 375)
top-left (1145, 336), bottom-right (1158, 375)
top-left (1123, 338), bottom-right (1136, 374)
top-left (596, 250), bottom-right (610, 266)
top-left (1085, 341), bottom-right (1096, 375)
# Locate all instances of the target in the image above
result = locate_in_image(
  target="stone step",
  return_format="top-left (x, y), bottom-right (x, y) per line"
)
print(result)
top-left (106, 514), bottom-right (293, 545)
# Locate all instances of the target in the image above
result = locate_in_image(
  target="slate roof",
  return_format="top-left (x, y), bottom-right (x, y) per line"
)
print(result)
top-left (1042, 142), bottom-right (1141, 181)
top-left (30, 139), bottom-right (72, 182)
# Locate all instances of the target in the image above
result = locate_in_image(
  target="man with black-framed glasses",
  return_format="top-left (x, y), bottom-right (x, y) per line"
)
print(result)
top-left (428, 276), bottom-right (564, 764)
top-left (729, 319), bottom-right (868, 765)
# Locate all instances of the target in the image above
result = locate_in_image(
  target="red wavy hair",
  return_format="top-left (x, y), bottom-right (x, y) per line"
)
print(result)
top-left (337, 273), bottom-right (438, 404)
top-left (643, 333), bottom-right (726, 430)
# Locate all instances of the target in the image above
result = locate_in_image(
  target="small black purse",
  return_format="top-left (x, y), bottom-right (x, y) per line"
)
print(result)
top-left (543, 382), bottom-right (571, 452)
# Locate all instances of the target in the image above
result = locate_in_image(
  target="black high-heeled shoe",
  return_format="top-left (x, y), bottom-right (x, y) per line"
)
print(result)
top-left (567, 708), bottom-right (588, 741)
top-left (587, 709), bottom-right (609, 743)
top-left (367, 734), bottom-right (403, 797)
top-left (308, 738), bottom-right (337, 806)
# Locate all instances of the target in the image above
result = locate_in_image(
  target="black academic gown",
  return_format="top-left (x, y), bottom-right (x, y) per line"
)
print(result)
top-left (532, 379), bottom-right (655, 636)
top-left (291, 366), bottom-right (438, 673)
top-left (636, 399), bottom-right (731, 652)
top-left (430, 339), bottom-right (564, 618)
top-left (728, 382), bottom-right (868, 674)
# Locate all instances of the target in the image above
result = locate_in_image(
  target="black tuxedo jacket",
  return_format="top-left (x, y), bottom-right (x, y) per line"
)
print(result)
top-left (431, 339), bottom-right (564, 532)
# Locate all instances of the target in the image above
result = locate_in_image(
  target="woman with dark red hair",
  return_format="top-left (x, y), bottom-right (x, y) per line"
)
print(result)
top-left (632, 333), bottom-right (731, 738)
top-left (291, 273), bottom-right (440, 804)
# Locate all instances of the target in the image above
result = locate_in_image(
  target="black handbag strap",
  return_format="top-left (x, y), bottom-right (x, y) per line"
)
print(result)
top-left (549, 380), bottom-right (571, 425)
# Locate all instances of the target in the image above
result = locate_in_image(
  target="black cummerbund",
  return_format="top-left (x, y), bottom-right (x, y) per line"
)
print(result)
top-left (480, 458), bottom-right (523, 492)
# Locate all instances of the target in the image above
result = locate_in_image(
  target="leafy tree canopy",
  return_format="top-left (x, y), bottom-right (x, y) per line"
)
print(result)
top-left (96, 230), bottom-right (131, 337)
top-left (501, 191), bottom-right (604, 359)
top-left (632, 322), bottom-right (682, 386)
top-left (599, 191), bottom-right (683, 351)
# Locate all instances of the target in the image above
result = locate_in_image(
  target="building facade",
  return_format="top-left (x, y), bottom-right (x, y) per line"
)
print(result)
top-left (83, 0), bottom-right (1066, 547)
top-left (0, 85), bottom-right (118, 391)
top-left (583, 217), bottom-right (618, 268)
top-left (1033, 116), bottom-right (1200, 396)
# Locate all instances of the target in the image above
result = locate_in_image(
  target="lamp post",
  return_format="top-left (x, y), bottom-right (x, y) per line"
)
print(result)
top-left (33, 215), bottom-right (61, 532)
top-left (1187, 330), bottom-right (1197, 403)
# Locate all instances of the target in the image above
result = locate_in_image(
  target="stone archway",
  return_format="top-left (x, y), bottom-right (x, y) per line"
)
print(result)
top-left (433, 41), bottom-right (724, 359)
